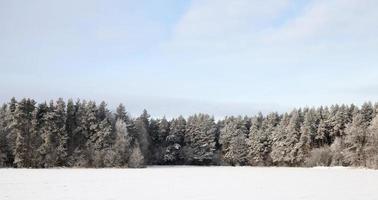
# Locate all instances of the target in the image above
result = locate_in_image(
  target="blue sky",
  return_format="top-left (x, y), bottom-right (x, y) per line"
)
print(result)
top-left (1, 0), bottom-right (378, 118)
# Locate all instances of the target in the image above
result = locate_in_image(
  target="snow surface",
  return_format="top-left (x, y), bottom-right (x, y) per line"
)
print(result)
top-left (0, 167), bottom-right (377, 200)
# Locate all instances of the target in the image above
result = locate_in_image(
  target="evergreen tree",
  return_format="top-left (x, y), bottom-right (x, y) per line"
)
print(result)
top-left (4, 98), bottom-right (17, 166)
top-left (135, 110), bottom-right (151, 164)
top-left (294, 109), bottom-right (317, 165)
top-left (115, 104), bottom-right (136, 141)
top-left (92, 118), bottom-right (113, 167)
top-left (149, 117), bottom-right (170, 164)
top-left (270, 113), bottom-right (291, 166)
top-left (97, 101), bottom-right (109, 121)
top-left (69, 100), bottom-right (91, 167)
top-left (29, 102), bottom-right (48, 167)
top-left (55, 98), bottom-right (68, 166)
top-left (111, 119), bottom-right (132, 167)
top-left (366, 114), bottom-right (378, 168)
top-left (81, 101), bottom-right (99, 166)
top-left (38, 101), bottom-right (59, 167)
top-left (128, 141), bottom-right (145, 168)
top-left (148, 118), bottom-right (161, 164)
top-left (13, 98), bottom-right (36, 168)
top-left (248, 113), bottom-right (278, 166)
top-left (360, 102), bottom-right (374, 125)
top-left (65, 99), bottom-right (76, 161)
top-left (184, 114), bottom-right (217, 165)
top-left (344, 112), bottom-right (368, 166)
top-left (0, 104), bottom-right (7, 167)
top-left (219, 117), bottom-right (248, 166)
top-left (314, 107), bottom-right (331, 147)
top-left (164, 116), bottom-right (186, 164)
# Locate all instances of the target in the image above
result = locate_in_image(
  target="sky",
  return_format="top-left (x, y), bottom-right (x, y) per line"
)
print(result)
top-left (1, 0), bottom-right (378, 118)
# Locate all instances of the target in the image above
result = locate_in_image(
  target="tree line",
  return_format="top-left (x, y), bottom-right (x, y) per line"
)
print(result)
top-left (0, 97), bottom-right (378, 168)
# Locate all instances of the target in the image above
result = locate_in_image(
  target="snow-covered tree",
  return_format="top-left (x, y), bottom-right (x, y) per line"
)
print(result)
top-left (128, 141), bottom-right (145, 168)
top-left (0, 104), bottom-right (7, 167)
top-left (29, 102), bottom-right (48, 167)
top-left (294, 109), bottom-right (317, 165)
top-left (135, 113), bottom-right (151, 164)
top-left (271, 110), bottom-right (302, 166)
top-left (54, 98), bottom-right (68, 167)
top-left (344, 112), bottom-right (368, 167)
top-left (149, 117), bottom-right (170, 164)
top-left (164, 116), bottom-right (186, 164)
top-left (248, 113), bottom-right (279, 166)
top-left (366, 114), bottom-right (378, 168)
top-left (184, 114), bottom-right (217, 165)
top-left (219, 116), bottom-right (248, 166)
top-left (13, 98), bottom-right (36, 168)
top-left (111, 119), bottom-right (132, 167)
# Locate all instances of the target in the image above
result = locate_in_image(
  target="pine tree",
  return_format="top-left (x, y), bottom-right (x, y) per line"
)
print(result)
top-left (149, 117), bottom-right (170, 164)
top-left (97, 101), bottom-right (109, 121)
top-left (4, 98), bottom-right (17, 166)
top-left (294, 109), bottom-right (317, 165)
top-left (54, 98), bottom-right (69, 166)
top-left (29, 102), bottom-right (48, 167)
top-left (134, 110), bottom-right (151, 164)
top-left (115, 103), bottom-right (136, 141)
top-left (248, 113), bottom-right (278, 166)
top-left (82, 101), bottom-right (99, 166)
top-left (270, 113), bottom-right (291, 166)
top-left (360, 102), bottom-right (374, 125)
top-left (164, 116), bottom-right (186, 164)
top-left (128, 141), bottom-right (145, 168)
top-left (148, 118), bottom-right (160, 164)
top-left (92, 118), bottom-right (113, 167)
top-left (38, 101), bottom-right (59, 168)
top-left (65, 99), bottom-right (76, 161)
top-left (285, 110), bottom-right (303, 166)
top-left (0, 104), bottom-right (7, 167)
top-left (111, 119), bottom-right (132, 167)
top-left (366, 114), bottom-right (378, 168)
top-left (314, 107), bottom-right (331, 147)
top-left (219, 117), bottom-right (248, 166)
top-left (13, 98), bottom-right (36, 168)
top-left (68, 100), bottom-right (88, 167)
top-left (184, 114), bottom-right (217, 165)
top-left (344, 112), bottom-right (368, 166)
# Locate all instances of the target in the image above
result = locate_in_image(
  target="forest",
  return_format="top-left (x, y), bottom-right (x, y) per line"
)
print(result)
top-left (0, 97), bottom-right (378, 169)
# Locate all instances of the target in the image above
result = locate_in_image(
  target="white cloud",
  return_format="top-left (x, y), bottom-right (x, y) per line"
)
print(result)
top-left (163, 0), bottom-right (290, 52)
top-left (263, 0), bottom-right (378, 44)
top-left (164, 0), bottom-right (378, 52)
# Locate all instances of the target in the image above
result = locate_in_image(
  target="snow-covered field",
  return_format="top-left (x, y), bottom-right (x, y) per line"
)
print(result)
top-left (0, 167), bottom-right (377, 200)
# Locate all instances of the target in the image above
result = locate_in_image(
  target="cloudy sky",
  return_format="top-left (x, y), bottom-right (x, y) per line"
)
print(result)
top-left (1, 0), bottom-right (378, 118)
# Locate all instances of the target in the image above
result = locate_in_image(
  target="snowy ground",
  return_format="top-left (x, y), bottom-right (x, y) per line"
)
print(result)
top-left (0, 167), bottom-right (377, 200)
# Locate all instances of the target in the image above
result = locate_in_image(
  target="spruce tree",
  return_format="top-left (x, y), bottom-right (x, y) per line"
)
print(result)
top-left (55, 98), bottom-right (68, 166)
top-left (135, 110), bottom-right (151, 164)
top-left (219, 117), bottom-right (248, 166)
top-left (366, 114), bottom-right (378, 168)
top-left (111, 119), bottom-right (132, 167)
top-left (29, 102), bottom-right (48, 167)
top-left (65, 99), bottom-right (76, 161)
top-left (270, 113), bottom-right (291, 166)
top-left (344, 112), bottom-right (369, 166)
top-left (248, 113), bottom-right (278, 166)
top-left (4, 98), bottom-right (17, 166)
top-left (0, 105), bottom-right (7, 167)
top-left (13, 98), bottom-right (36, 168)
top-left (164, 116), bottom-right (186, 164)
top-left (295, 109), bottom-right (316, 165)
top-left (184, 114), bottom-right (217, 165)
top-left (38, 101), bottom-right (59, 168)
top-left (128, 141), bottom-right (145, 168)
